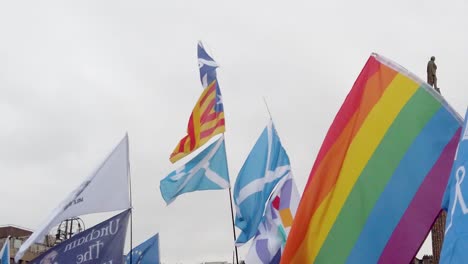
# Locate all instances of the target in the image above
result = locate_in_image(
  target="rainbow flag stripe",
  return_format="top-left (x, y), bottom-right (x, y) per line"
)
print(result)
top-left (281, 54), bottom-right (462, 264)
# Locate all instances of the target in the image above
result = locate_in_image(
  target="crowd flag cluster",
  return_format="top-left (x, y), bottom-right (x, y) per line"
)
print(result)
top-left (159, 42), bottom-right (302, 264)
top-left (8, 43), bottom-right (468, 264)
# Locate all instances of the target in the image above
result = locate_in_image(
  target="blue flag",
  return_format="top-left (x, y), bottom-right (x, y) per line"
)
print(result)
top-left (234, 121), bottom-right (292, 244)
top-left (441, 108), bottom-right (468, 264)
top-left (198, 41), bottom-right (219, 89)
top-left (161, 136), bottom-right (230, 204)
top-left (31, 210), bottom-right (130, 264)
top-left (125, 234), bottom-right (159, 264)
top-left (0, 237), bottom-right (9, 264)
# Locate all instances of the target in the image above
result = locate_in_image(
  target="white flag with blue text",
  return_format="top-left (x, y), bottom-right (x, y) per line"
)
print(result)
top-left (234, 121), bottom-right (292, 245)
top-left (15, 135), bottom-right (131, 262)
top-left (160, 136), bottom-right (230, 205)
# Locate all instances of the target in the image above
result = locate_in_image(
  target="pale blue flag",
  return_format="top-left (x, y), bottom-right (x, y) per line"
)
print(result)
top-left (234, 121), bottom-right (292, 244)
top-left (0, 237), bottom-right (9, 264)
top-left (160, 136), bottom-right (230, 204)
top-left (440, 108), bottom-right (468, 264)
top-left (125, 234), bottom-right (160, 264)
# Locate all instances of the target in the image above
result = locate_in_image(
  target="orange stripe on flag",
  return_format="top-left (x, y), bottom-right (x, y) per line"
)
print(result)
top-left (281, 62), bottom-right (398, 263)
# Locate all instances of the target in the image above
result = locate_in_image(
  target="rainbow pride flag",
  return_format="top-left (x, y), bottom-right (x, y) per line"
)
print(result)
top-left (281, 53), bottom-right (462, 264)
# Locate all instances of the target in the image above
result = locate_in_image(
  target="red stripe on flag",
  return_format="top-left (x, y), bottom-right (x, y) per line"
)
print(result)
top-left (201, 100), bottom-right (216, 122)
top-left (305, 57), bottom-right (380, 189)
top-left (200, 119), bottom-right (225, 138)
top-left (177, 137), bottom-right (187, 152)
top-left (200, 82), bottom-right (216, 107)
top-left (187, 113), bottom-right (197, 150)
top-left (202, 113), bottom-right (218, 123)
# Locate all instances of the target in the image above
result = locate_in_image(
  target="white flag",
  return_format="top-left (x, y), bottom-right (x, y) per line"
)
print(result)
top-left (15, 135), bottom-right (131, 262)
top-left (245, 175), bottom-right (300, 263)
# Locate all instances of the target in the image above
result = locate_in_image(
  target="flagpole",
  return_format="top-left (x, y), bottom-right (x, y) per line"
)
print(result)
top-left (127, 134), bottom-right (133, 264)
top-left (262, 96), bottom-right (273, 120)
top-left (223, 134), bottom-right (239, 264)
top-left (228, 187), bottom-right (239, 264)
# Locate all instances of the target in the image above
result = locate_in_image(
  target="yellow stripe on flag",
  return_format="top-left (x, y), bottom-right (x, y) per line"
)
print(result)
top-left (293, 74), bottom-right (419, 263)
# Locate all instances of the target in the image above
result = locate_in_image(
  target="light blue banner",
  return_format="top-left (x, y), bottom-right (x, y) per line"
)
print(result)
top-left (441, 108), bottom-right (468, 264)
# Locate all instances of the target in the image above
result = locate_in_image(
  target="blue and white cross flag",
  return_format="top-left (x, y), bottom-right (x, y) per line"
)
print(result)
top-left (234, 121), bottom-right (292, 245)
top-left (160, 136), bottom-right (230, 205)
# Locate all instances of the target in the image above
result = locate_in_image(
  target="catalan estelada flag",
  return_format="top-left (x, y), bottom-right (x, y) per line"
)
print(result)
top-left (281, 53), bottom-right (462, 264)
top-left (170, 42), bottom-right (225, 163)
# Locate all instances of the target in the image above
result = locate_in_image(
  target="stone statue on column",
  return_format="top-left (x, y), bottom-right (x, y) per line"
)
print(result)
top-left (427, 56), bottom-right (440, 94)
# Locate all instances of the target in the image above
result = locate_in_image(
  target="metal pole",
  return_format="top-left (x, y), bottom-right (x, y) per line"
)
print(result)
top-left (228, 187), bottom-right (239, 264)
top-left (127, 134), bottom-right (133, 264)
top-left (64, 220), bottom-right (69, 240)
top-left (262, 96), bottom-right (273, 120)
top-left (69, 219), bottom-right (73, 237)
top-left (222, 134), bottom-right (239, 264)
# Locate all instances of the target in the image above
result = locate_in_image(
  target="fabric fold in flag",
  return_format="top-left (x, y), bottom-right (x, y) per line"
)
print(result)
top-left (31, 210), bottom-right (131, 264)
top-left (281, 53), bottom-right (462, 264)
top-left (234, 121), bottom-right (292, 245)
top-left (15, 135), bottom-right (131, 262)
top-left (161, 136), bottom-right (230, 205)
top-left (170, 42), bottom-right (225, 163)
top-left (125, 233), bottom-right (160, 264)
top-left (0, 237), bottom-right (9, 264)
top-left (197, 41), bottom-right (219, 89)
top-left (245, 175), bottom-right (300, 264)
top-left (440, 108), bottom-right (468, 264)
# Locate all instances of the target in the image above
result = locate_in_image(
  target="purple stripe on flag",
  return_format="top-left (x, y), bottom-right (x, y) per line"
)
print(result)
top-left (279, 179), bottom-right (292, 210)
top-left (271, 248), bottom-right (282, 264)
top-left (378, 130), bottom-right (460, 264)
top-left (256, 239), bottom-right (271, 263)
top-left (272, 206), bottom-right (278, 220)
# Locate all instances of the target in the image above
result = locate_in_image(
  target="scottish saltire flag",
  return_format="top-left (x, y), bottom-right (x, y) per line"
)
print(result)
top-left (245, 175), bottom-right (300, 264)
top-left (0, 237), bottom-right (9, 264)
top-left (198, 41), bottom-right (219, 89)
top-left (16, 135), bottom-right (131, 262)
top-left (161, 136), bottom-right (230, 204)
top-left (170, 42), bottom-right (225, 163)
top-left (281, 53), bottom-right (462, 264)
top-left (440, 108), bottom-right (468, 264)
top-left (234, 121), bottom-right (292, 245)
top-left (125, 234), bottom-right (160, 264)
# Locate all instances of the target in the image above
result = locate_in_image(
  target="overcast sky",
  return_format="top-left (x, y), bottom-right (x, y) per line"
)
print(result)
top-left (1, 1), bottom-right (467, 263)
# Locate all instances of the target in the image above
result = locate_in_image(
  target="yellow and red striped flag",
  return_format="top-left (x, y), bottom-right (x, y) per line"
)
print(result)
top-left (170, 42), bottom-right (225, 163)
